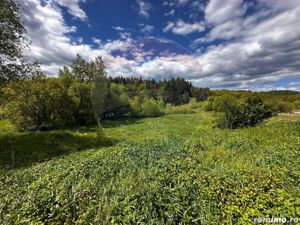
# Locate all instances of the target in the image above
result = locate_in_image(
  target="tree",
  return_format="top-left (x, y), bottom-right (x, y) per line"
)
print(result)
top-left (61, 55), bottom-right (109, 126)
top-left (4, 73), bottom-right (77, 131)
top-left (89, 57), bottom-right (108, 128)
top-left (0, 0), bottom-right (32, 86)
top-left (69, 55), bottom-right (94, 125)
top-left (191, 87), bottom-right (211, 102)
top-left (159, 78), bottom-right (192, 105)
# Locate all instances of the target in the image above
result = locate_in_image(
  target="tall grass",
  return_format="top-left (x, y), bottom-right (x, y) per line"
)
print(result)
top-left (0, 112), bottom-right (299, 224)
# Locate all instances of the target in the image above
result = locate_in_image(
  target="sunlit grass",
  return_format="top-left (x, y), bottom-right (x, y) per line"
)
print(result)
top-left (0, 111), bottom-right (299, 224)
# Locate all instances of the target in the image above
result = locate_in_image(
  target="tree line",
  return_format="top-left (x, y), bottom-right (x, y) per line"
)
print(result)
top-left (1, 55), bottom-right (211, 131)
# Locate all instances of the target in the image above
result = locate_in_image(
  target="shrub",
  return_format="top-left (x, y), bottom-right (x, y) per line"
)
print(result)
top-left (203, 96), bottom-right (215, 111)
top-left (129, 97), bottom-right (165, 117)
top-left (212, 95), bottom-right (238, 112)
top-left (4, 74), bottom-right (77, 131)
top-left (241, 96), bottom-right (274, 126)
top-left (165, 104), bottom-right (194, 114)
top-left (164, 98), bottom-right (200, 114)
top-left (266, 99), bottom-right (292, 113)
top-left (216, 98), bottom-right (242, 129)
top-left (140, 97), bottom-right (165, 117)
top-left (217, 96), bottom-right (274, 129)
top-left (292, 100), bottom-right (300, 110)
top-left (129, 96), bottom-right (142, 116)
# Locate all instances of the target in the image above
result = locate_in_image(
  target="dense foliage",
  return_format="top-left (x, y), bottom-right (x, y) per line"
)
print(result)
top-left (3, 56), bottom-right (109, 130)
top-left (204, 92), bottom-right (299, 129)
top-left (211, 90), bottom-right (300, 113)
top-left (2, 55), bottom-right (212, 131)
top-left (0, 0), bottom-right (34, 87)
top-left (216, 96), bottom-right (273, 129)
top-left (3, 73), bottom-right (77, 130)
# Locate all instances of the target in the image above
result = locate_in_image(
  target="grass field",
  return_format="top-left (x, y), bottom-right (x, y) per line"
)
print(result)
top-left (0, 111), bottom-right (299, 224)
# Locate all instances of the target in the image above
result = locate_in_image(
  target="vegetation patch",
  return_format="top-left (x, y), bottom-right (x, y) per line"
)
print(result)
top-left (1, 112), bottom-right (299, 224)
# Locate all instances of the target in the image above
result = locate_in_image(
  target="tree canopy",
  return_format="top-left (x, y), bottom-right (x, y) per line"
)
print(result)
top-left (0, 0), bottom-right (32, 86)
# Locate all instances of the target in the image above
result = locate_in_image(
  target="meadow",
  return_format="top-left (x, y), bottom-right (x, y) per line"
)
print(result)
top-left (0, 110), bottom-right (299, 224)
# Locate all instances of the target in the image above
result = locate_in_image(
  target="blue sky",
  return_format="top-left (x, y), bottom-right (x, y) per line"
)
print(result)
top-left (20, 0), bottom-right (300, 91)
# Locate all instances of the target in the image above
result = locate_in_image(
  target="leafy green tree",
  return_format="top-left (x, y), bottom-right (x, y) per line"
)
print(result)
top-left (89, 57), bottom-right (108, 127)
top-left (191, 87), bottom-right (211, 102)
top-left (159, 78), bottom-right (192, 105)
top-left (4, 73), bottom-right (77, 130)
top-left (0, 0), bottom-right (32, 86)
top-left (102, 83), bottom-right (131, 119)
top-left (68, 81), bottom-right (94, 125)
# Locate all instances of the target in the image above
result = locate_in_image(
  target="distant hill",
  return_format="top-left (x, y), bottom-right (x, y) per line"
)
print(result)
top-left (268, 90), bottom-right (300, 94)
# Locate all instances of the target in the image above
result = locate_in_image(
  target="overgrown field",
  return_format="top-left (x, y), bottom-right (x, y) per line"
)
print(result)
top-left (0, 111), bottom-right (299, 224)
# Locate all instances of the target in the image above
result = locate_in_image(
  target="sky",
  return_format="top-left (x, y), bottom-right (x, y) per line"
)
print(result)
top-left (19, 0), bottom-right (300, 91)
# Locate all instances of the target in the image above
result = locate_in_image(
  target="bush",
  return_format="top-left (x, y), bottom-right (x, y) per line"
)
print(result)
top-left (292, 100), bottom-right (300, 110)
top-left (203, 96), bottom-right (215, 111)
top-left (164, 98), bottom-right (201, 114)
top-left (129, 96), bottom-right (142, 116)
top-left (203, 95), bottom-right (238, 112)
top-left (129, 97), bottom-right (165, 117)
top-left (140, 97), bottom-right (165, 117)
top-left (217, 96), bottom-right (274, 129)
top-left (241, 96), bottom-right (274, 126)
top-left (4, 74), bottom-right (77, 131)
top-left (165, 104), bottom-right (194, 114)
top-left (265, 99), bottom-right (292, 113)
top-left (212, 95), bottom-right (238, 112)
top-left (216, 98), bottom-right (242, 129)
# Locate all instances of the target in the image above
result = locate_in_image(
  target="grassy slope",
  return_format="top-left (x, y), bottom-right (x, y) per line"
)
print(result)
top-left (0, 112), bottom-right (299, 224)
top-left (0, 114), bottom-right (203, 170)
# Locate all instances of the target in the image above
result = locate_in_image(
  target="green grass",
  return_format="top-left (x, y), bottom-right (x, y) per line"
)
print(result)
top-left (0, 112), bottom-right (299, 224)
top-left (0, 114), bottom-right (203, 170)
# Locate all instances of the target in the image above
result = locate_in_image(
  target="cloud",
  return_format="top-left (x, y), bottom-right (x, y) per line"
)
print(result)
top-left (92, 37), bottom-right (101, 46)
top-left (163, 0), bottom-right (190, 7)
top-left (192, 3), bottom-right (300, 88)
top-left (205, 0), bottom-right (246, 25)
top-left (200, 0), bottom-right (247, 42)
top-left (164, 9), bottom-right (175, 16)
top-left (135, 0), bottom-right (151, 18)
top-left (106, 54), bottom-right (203, 80)
top-left (190, 1), bottom-right (204, 11)
top-left (167, 0), bottom-right (300, 89)
top-left (139, 24), bottom-right (154, 33)
top-left (175, 0), bottom-right (190, 7)
top-left (164, 20), bottom-right (205, 35)
top-left (55, 0), bottom-right (88, 21)
top-left (112, 26), bottom-right (125, 31)
top-left (20, 0), bottom-right (300, 91)
top-left (19, 0), bottom-right (104, 74)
